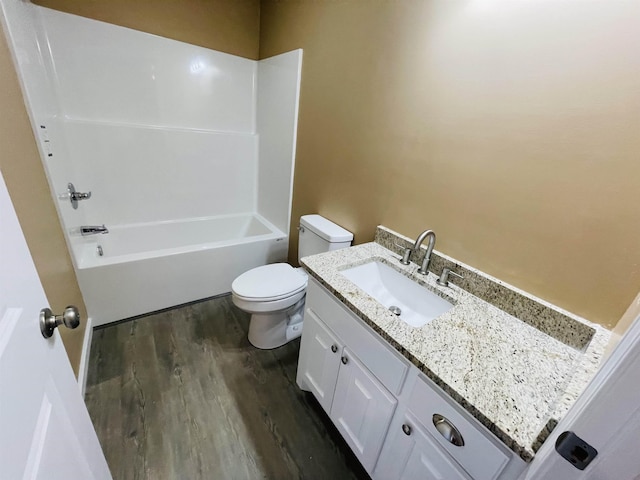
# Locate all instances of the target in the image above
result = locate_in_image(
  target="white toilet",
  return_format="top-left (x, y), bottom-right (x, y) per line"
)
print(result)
top-left (231, 214), bottom-right (353, 349)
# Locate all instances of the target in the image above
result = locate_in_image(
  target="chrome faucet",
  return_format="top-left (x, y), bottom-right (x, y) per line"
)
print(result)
top-left (80, 224), bottom-right (109, 236)
top-left (415, 230), bottom-right (436, 275)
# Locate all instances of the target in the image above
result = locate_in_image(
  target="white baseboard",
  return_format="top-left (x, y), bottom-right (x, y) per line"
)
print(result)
top-left (77, 316), bottom-right (93, 398)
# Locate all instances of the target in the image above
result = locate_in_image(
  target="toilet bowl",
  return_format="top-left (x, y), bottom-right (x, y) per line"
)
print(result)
top-left (231, 214), bottom-right (353, 350)
top-left (232, 263), bottom-right (308, 349)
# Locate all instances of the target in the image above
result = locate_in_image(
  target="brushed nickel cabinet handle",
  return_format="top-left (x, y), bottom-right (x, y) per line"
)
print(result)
top-left (432, 414), bottom-right (464, 447)
top-left (341, 356), bottom-right (348, 365)
top-left (331, 344), bottom-right (338, 353)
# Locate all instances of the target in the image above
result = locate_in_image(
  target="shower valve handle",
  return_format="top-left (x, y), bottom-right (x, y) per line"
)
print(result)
top-left (68, 182), bottom-right (92, 209)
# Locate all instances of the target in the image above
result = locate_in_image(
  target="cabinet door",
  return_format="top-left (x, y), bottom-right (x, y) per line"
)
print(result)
top-left (296, 308), bottom-right (342, 412)
top-left (330, 348), bottom-right (397, 473)
top-left (375, 412), bottom-right (471, 480)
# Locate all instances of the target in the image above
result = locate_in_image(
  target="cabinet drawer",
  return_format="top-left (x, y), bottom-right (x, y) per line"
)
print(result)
top-left (408, 375), bottom-right (510, 480)
top-left (306, 278), bottom-right (408, 394)
top-left (375, 411), bottom-right (471, 480)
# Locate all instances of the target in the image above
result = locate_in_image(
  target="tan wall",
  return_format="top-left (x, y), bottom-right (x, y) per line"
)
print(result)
top-left (33, 0), bottom-right (261, 59)
top-left (0, 29), bottom-right (87, 376)
top-left (260, 0), bottom-right (640, 329)
top-left (606, 291), bottom-right (640, 356)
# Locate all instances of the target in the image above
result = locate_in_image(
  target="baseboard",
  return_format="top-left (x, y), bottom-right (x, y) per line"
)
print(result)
top-left (78, 316), bottom-right (93, 398)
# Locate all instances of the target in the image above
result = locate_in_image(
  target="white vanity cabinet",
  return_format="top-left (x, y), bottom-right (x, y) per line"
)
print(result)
top-left (375, 411), bottom-right (471, 480)
top-left (296, 308), bottom-right (343, 412)
top-left (375, 372), bottom-right (521, 480)
top-left (329, 346), bottom-right (397, 470)
top-left (297, 277), bottom-right (526, 479)
top-left (297, 285), bottom-right (401, 471)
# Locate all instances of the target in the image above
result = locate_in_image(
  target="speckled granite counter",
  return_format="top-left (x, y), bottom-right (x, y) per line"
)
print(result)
top-left (300, 230), bottom-right (609, 462)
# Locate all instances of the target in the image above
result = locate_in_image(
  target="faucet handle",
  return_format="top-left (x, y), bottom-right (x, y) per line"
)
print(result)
top-left (394, 242), bottom-right (413, 265)
top-left (437, 268), bottom-right (463, 287)
top-left (67, 183), bottom-right (92, 209)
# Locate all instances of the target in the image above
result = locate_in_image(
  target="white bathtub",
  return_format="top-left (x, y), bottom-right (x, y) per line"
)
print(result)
top-left (73, 214), bottom-right (288, 326)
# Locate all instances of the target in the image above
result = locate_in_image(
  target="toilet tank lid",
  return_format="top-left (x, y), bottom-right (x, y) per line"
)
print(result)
top-left (300, 215), bottom-right (353, 243)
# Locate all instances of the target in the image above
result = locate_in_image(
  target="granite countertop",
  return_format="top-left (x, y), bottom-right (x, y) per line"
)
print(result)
top-left (300, 233), bottom-right (609, 462)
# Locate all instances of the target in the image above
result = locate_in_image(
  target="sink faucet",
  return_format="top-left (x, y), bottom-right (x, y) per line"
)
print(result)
top-left (80, 224), bottom-right (109, 236)
top-left (414, 230), bottom-right (436, 275)
top-left (398, 229), bottom-right (436, 274)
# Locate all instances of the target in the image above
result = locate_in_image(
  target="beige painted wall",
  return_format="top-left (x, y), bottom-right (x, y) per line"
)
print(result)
top-left (260, 0), bottom-right (640, 329)
top-left (0, 29), bottom-right (87, 376)
top-left (606, 291), bottom-right (640, 356)
top-left (33, 0), bottom-right (261, 59)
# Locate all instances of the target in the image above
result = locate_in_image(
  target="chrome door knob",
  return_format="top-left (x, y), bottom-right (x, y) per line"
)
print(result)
top-left (40, 306), bottom-right (80, 338)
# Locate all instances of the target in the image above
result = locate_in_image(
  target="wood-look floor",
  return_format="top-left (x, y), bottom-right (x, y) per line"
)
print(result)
top-left (85, 294), bottom-right (370, 480)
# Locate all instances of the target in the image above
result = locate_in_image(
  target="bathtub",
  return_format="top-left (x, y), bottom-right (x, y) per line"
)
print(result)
top-left (73, 213), bottom-right (289, 326)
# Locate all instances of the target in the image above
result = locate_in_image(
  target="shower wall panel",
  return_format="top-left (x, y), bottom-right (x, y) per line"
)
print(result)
top-left (63, 121), bottom-right (257, 225)
top-left (256, 50), bottom-right (302, 234)
top-left (40, 7), bottom-right (256, 132)
top-left (34, 7), bottom-right (259, 227)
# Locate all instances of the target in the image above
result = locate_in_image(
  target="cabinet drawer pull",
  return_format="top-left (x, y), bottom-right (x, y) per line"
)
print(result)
top-left (402, 424), bottom-right (412, 436)
top-left (341, 356), bottom-right (348, 365)
top-left (433, 414), bottom-right (464, 447)
top-left (331, 344), bottom-right (338, 353)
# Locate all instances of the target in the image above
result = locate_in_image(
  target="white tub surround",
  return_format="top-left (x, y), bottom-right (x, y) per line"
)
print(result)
top-left (256, 50), bottom-right (303, 234)
top-left (1, 1), bottom-right (303, 325)
top-left (300, 227), bottom-right (610, 462)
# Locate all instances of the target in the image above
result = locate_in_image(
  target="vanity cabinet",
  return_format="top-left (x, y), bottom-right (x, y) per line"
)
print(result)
top-left (296, 308), bottom-right (343, 412)
top-left (375, 372), bottom-right (512, 480)
top-left (375, 411), bottom-right (471, 480)
top-left (297, 304), bottom-right (398, 471)
top-left (297, 277), bottom-right (526, 479)
top-left (329, 346), bottom-right (397, 470)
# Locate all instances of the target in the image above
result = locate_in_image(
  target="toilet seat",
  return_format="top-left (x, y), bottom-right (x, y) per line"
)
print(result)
top-left (231, 263), bottom-right (308, 302)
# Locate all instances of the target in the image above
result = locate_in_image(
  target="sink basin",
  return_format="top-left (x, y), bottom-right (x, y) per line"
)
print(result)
top-left (340, 261), bottom-right (454, 327)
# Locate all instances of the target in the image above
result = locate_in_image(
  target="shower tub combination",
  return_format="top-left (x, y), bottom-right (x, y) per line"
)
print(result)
top-left (3, 4), bottom-right (302, 326)
top-left (74, 214), bottom-right (288, 326)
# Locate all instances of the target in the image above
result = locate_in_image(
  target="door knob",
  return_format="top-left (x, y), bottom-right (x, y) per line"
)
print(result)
top-left (341, 356), bottom-right (348, 365)
top-left (331, 344), bottom-right (338, 353)
top-left (40, 306), bottom-right (80, 338)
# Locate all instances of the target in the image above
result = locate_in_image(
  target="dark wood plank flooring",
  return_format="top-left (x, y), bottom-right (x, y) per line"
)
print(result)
top-left (85, 294), bottom-right (370, 480)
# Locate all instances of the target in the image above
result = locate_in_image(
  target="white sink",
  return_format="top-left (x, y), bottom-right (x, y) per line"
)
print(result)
top-left (340, 260), bottom-right (454, 327)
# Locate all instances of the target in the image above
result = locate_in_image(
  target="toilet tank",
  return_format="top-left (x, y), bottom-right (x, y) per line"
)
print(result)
top-left (298, 215), bottom-right (353, 261)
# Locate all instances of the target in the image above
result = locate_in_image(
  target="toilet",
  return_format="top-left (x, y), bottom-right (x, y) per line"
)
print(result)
top-left (231, 215), bottom-right (353, 349)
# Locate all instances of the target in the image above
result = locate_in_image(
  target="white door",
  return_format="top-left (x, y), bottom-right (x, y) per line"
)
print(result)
top-left (0, 172), bottom-right (111, 480)
top-left (330, 347), bottom-right (397, 472)
top-left (296, 308), bottom-right (343, 412)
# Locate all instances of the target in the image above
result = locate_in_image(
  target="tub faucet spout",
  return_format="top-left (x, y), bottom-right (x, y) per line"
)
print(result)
top-left (415, 229), bottom-right (436, 275)
top-left (81, 224), bottom-right (109, 236)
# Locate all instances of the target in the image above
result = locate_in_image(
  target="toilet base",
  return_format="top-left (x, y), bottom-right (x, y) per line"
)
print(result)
top-left (247, 303), bottom-right (304, 349)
